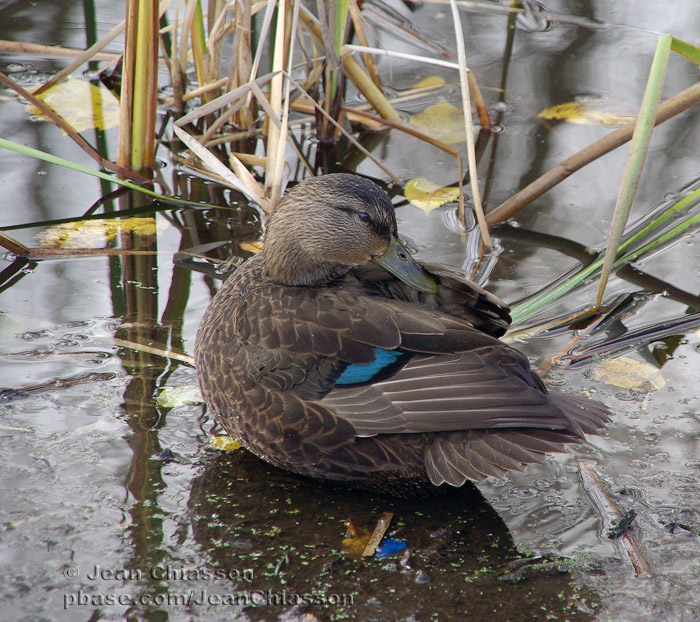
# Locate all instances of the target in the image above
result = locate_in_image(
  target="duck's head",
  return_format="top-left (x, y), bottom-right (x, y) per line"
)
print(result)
top-left (261, 174), bottom-right (438, 293)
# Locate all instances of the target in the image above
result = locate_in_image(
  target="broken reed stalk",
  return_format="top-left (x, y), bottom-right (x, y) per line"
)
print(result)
top-left (24, 248), bottom-right (165, 258)
top-left (0, 39), bottom-right (120, 61)
top-left (259, 1), bottom-right (285, 191)
top-left (486, 79), bottom-right (700, 226)
top-left (579, 461), bottom-right (653, 578)
top-left (119, 0), bottom-right (136, 168)
top-left (0, 231), bottom-right (29, 256)
top-left (190, 0), bottom-right (208, 91)
top-left (265, 0), bottom-right (293, 207)
top-left (173, 125), bottom-right (269, 209)
top-left (118, 0), bottom-right (159, 172)
top-left (362, 512), bottom-right (394, 557)
top-left (230, 0), bottom-right (255, 128)
top-left (449, 0), bottom-right (491, 241)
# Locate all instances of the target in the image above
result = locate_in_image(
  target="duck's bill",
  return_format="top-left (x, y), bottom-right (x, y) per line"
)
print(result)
top-left (372, 236), bottom-right (438, 294)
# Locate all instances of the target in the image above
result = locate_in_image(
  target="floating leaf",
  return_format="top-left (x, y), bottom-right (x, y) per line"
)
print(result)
top-left (538, 102), bottom-right (633, 126)
top-left (411, 76), bottom-right (446, 90)
top-left (592, 356), bottom-right (665, 390)
top-left (405, 177), bottom-right (459, 213)
top-left (410, 100), bottom-right (466, 144)
top-left (26, 77), bottom-right (120, 132)
top-left (208, 436), bottom-right (242, 451)
top-left (156, 385), bottom-right (203, 408)
top-left (37, 217), bottom-right (163, 248)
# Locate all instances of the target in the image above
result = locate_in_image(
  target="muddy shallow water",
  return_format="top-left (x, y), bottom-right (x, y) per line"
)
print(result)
top-left (2, 1), bottom-right (700, 621)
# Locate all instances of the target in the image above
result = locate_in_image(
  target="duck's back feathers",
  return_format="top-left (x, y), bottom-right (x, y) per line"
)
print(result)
top-left (228, 255), bottom-right (504, 366)
top-left (352, 261), bottom-right (511, 338)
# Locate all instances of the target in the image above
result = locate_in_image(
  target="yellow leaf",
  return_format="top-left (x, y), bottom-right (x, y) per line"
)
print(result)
top-left (239, 240), bottom-right (263, 254)
top-left (404, 177), bottom-right (460, 213)
top-left (592, 356), bottom-right (665, 390)
top-left (410, 100), bottom-right (466, 145)
top-left (37, 217), bottom-right (163, 248)
top-left (26, 77), bottom-right (120, 132)
top-left (538, 102), bottom-right (633, 126)
top-left (208, 436), bottom-right (242, 451)
top-left (411, 76), bottom-right (446, 90)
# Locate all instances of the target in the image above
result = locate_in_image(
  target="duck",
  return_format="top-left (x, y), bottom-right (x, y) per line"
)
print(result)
top-left (195, 173), bottom-right (610, 495)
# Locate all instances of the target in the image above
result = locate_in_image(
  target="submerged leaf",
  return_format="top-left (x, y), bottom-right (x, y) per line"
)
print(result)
top-left (405, 177), bottom-right (459, 213)
top-left (37, 217), bottom-right (163, 248)
top-left (157, 385), bottom-right (203, 408)
top-left (26, 77), bottom-right (120, 132)
top-left (538, 101), bottom-right (633, 126)
top-left (208, 436), bottom-right (242, 451)
top-left (341, 525), bottom-right (372, 558)
top-left (410, 76), bottom-right (446, 90)
top-left (592, 356), bottom-right (665, 390)
top-left (410, 101), bottom-right (466, 144)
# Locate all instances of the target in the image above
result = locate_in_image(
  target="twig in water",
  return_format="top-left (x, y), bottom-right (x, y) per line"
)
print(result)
top-left (112, 337), bottom-right (194, 365)
top-left (362, 511), bottom-right (394, 557)
top-left (579, 461), bottom-right (653, 578)
top-left (486, 80), bottom-right (700, 226)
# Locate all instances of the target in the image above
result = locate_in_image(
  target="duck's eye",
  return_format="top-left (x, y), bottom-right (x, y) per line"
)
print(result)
top-left (358, 211), bottom-right (371, 223)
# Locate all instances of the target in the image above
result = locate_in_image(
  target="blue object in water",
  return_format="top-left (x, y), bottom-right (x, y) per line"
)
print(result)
top-left (375, 538), bottom-right (407, 558)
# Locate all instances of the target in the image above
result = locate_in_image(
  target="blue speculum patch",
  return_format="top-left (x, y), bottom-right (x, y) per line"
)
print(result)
top-left (335, 348), bottom-right (410, 386)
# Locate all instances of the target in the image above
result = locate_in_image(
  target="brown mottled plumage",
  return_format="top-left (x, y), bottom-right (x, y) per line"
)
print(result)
top-left (195, 174), bottom-right (610, 495)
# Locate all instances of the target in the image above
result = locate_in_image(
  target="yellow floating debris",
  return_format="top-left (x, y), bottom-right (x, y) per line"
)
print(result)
top-left (208, 435), bottom-right (242, 451)
top-left (405, 177), bottom-right (460, 213)
top-left (37, 217), bottom-right (163, 248)
top-left (592, 356), bottom-right (665, 390)
top-left (538, 101), bottom-right (633, 126)
top-left (239, 240), bottom-right (264, 254)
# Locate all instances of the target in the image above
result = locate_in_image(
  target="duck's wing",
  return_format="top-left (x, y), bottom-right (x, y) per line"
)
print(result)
top-left (321, 348), bottom-right (608, 436)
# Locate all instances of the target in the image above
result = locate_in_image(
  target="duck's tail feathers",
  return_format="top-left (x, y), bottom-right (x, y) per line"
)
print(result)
top-left (549, 391), bottom-right (611, 436)
top-left (425, 428), bottom-right (581, 487)
top-left (424, 393), bottom-right (611, 488)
